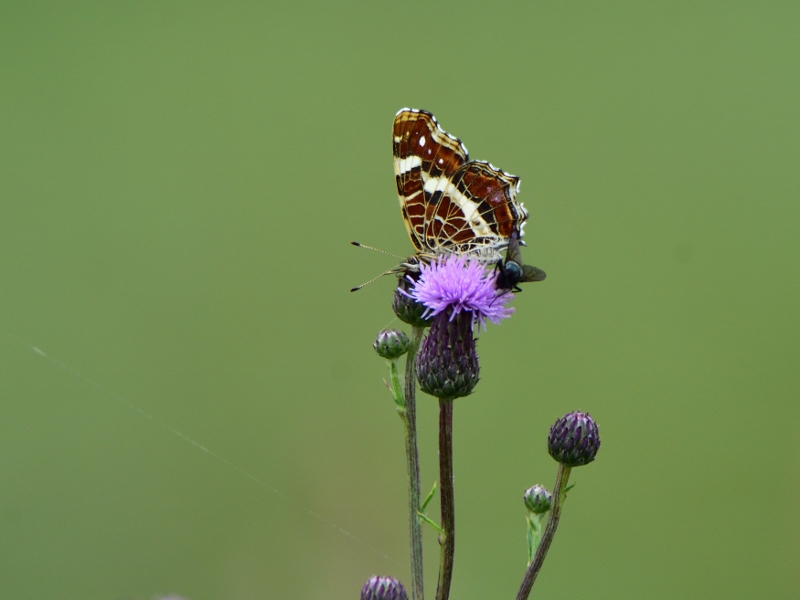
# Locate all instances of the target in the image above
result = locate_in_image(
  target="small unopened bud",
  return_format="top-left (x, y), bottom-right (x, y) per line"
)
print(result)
top-left (392, 277), bottom-right (432, 328)
top-left (373, 329), bottom-right (410, 359)
top-left (547, 411), bottom-right (601, 467)
top-left (360, 575), bottom-right (408, 600)
top-left (523, 485), bottom-right (552, 514)
top-left (416, 311), bottom-right (479, 399)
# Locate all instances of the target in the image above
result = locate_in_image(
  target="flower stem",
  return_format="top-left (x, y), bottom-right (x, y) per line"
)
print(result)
top-left (403, 326), bottom-right (425, 600)
top-left (515, 463), bottom-right (572, 600)
top-left (435, 398), bottom-right (455, 600)
top-left (388, 361), bottom-right (404, 409)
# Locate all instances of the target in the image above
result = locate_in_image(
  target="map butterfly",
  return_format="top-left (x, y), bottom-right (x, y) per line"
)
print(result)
top-left (350, 108), bottom-right (545, 292)
top-left (393, 108), bottom-right (528, 263)
top-left (393, 108), bottom-right (544, 288)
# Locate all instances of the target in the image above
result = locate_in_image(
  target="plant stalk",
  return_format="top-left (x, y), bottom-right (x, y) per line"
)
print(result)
top-left (403, 326), bottom-right (425, 600)
top-left (515, 463), bottom-right (572, 600)
top-left (435, 398), bottom-right (455, 600)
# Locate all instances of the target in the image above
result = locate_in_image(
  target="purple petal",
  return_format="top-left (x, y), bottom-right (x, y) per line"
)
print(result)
top-left (406, 255), bottom-right (515, 328)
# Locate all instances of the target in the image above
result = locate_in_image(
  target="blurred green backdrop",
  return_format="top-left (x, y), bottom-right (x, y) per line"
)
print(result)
top-left (1, 1), bottom-right (798, 598)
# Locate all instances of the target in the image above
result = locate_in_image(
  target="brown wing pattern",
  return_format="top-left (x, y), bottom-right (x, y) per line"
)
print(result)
top-left (392, 108), bottom-right (527, 262)
top-left (393, 109), bottom-right (468, 253)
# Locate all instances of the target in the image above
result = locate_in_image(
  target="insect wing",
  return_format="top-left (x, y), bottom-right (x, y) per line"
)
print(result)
top-left (505, 234), bottom-right (524, 265)
top-left (521, 264), bottom-right (546, 283)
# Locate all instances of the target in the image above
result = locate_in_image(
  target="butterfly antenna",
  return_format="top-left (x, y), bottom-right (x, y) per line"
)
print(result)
top-left (350, 269), bottom-right (395, 292)
top-left (351, 241), bottom-right (405, 261)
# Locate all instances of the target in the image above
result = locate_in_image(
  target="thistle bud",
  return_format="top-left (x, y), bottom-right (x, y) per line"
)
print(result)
top-left (392, 277), bottom-right (432, 328)
top-left (360, 575), bottom-right (409, 600)
top-left (373, 329), bottom-right (410, 360)
top-left (547, 411), bottom-right (601, 467)
top-left (416, 310), bottom-right (479, 399)
top-left (523, 485), bottom-right (552, 514)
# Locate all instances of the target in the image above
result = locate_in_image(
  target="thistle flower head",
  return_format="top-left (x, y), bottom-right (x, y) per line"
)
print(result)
top-left (360, 575), bottom-right (409, 600)
top-left (416, 310), bottom-right (480, 399)
top-left (392, 275), bottom-right (432, 328)
top-left (523, 484), bottom-right (552, 515)
top-left (547, 411), bottom-right (601, 467)
top-left (405, 254), bottom-right (515, 329)
top-left (373, 328), bottom-right (410, 359)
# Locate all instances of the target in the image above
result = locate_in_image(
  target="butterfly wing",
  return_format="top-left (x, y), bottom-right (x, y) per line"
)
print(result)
top-left (393, 109), bottom-right (468, 255)
top-left (393, 109), bottom-right (527, 262)
top-left (423, 160), bottom-right (526, 261)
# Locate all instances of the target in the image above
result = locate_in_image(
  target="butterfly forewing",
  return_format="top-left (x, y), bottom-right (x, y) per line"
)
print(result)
top-left (393, 109), bottom-right (468, 254)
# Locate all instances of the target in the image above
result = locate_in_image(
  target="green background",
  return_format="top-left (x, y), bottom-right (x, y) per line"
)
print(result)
top-left (1, 1), bottom-right (798, 598)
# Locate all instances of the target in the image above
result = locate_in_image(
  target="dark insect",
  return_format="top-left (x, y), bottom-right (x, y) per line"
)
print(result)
top-left (495, 233), bottom-right (546, 292)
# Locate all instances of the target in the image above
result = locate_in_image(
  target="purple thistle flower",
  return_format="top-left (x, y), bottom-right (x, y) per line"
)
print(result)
top-left (416, 310), bottom-right (480, 399)
top-left (547, 411), bottom-right (601, 467)
top-left (404, 254), bottom-right (515, 328)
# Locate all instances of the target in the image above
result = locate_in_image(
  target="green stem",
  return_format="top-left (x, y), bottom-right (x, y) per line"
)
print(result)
top-left (435, 398), bottom-right (455, 600)
top-left (515, 464), bottom-right (572, 600)
top-left (388, 360), bottom-right (404, 409)
top-left (403, 326), bottom-right (425, 600)
top-left (526, 513), bottom-right (544, 565)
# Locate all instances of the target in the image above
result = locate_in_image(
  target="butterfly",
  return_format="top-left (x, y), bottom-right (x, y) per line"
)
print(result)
top-left (393, 108), bottom-right (545, 287)
top-left (393, 108), bottom-right (528, 265)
